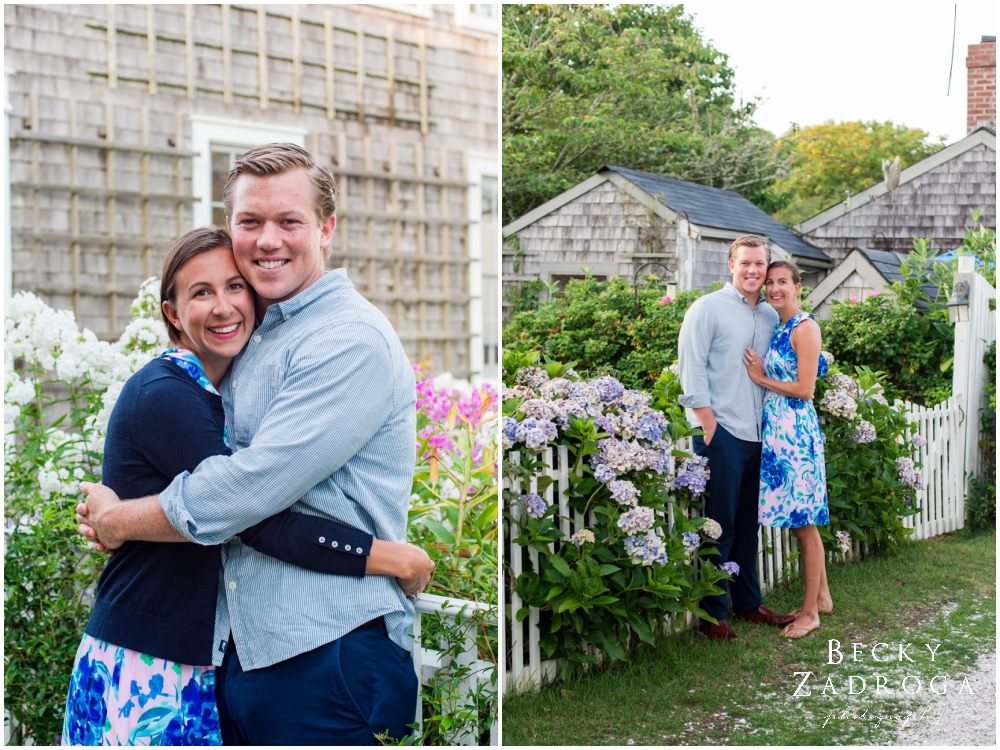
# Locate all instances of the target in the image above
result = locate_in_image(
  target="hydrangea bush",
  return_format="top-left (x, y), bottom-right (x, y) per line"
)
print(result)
top-left (501, 351), bottom-right (730, 666)
top-left (5, 286), bottom-right (498, 746)
top-left (797, 359), bottom-right (922, 553)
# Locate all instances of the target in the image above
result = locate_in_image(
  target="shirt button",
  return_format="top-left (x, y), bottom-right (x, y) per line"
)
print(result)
top-left (332, 541), bottom-right (338, 548)
top-left (284, 314), bottom-right (291, 320)
top-left (253, 335), bottom-right (262, 344)
top-left (345, 544), bottom-right (352, 552)
top-left (356, 548), bottom-right (363, 554)
top-left (228, 581), bottom-right (236, 590)
top-left (319, 536), bottom-right (325, 543)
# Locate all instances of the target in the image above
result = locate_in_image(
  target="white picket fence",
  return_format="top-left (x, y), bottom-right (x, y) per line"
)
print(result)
top-left (4, 593), bottom-right (498, 747)
top-left (503, 261), bottom-right (995, 694)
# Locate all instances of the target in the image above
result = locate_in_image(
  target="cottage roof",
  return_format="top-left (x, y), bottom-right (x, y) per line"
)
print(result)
top-left (804, 246), bottom-right (942, 313)
top-left (795, 126), bottom-right (997, 235)
top-left (604, 166), bottom-right (829, 262)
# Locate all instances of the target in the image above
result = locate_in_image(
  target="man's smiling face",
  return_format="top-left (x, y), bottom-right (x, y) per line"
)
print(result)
top-left (228, 167), bottom-right (336, 311)
top-left (728, 244), bottom-right (769, 299)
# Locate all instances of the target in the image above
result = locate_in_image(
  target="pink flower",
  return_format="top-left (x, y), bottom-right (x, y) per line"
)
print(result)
top-left (870, 290), bottom-right (880, 297)
top-left (658, 295), bottom-right (672, 306)
top-left (849, 297), bottom-right (858, 304)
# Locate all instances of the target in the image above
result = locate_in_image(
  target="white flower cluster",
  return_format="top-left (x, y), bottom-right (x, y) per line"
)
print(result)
top-left (835, 530), bottom-right (852, 555)
top-left (569, 528), bottom-right (595, 546)
top-left (617, 506), bottom-right (655, 535)
top-left (515, 367), bottom-right (550, 390)
top-left (851, 420), bottom-right (877, 444)
top-left (819, 386), bottom-right (858, 420)
top-left (826, 373), bottom-right (857, 397)
top-left (5, 286), bottom-right (170, 474)
top-left (700, 518), bottom-right (722, 540)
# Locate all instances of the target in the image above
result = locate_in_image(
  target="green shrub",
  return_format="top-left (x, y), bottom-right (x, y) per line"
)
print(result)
top-left (819, 291), bottom-right (952, 405)
top-left (812, 365), bottom-right (922, 551)
top-left (967, 341), bottom-right (997, 532)
top-left (503, 276), bottom-right (704, 389)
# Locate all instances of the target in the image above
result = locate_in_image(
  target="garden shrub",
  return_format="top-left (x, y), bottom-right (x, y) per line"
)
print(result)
top-left (967, 341), bottom-right (997, 532)
top-left (819, 291), bottom-right (952, 406)
top-left (502, 353), bottom-right (733, 667)
top-left (5, 288), bottom-right (497, 746)
top-left (811, 363), bottom-right (923, 551)
top-left (503, 276), bottom-right (705, 389)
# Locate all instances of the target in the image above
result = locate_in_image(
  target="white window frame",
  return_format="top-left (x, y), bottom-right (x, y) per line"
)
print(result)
top-left (467, 151), bottom-right (498, 385)
top-left (368, 4), bottom-right (433, 19)
top-left (189, 115), bottom-right (308, 229)
top-left (4, 68), bottom-right (14, 305)
top-left (455, 4), bottom-right (498, 34)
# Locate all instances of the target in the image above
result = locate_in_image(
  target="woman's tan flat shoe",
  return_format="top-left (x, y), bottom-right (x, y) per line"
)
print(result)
top-left (787, 607), bottom-right (835, 618)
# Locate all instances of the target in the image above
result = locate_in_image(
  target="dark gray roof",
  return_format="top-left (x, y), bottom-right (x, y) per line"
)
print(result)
top-left (603, 166), bottom-right (831, 263)
top-left (856, 247), bottom-right (940, 307)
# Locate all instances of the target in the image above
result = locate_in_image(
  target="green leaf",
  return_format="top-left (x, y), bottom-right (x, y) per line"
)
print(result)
top-left (549, 555), bottom-right (572, 577)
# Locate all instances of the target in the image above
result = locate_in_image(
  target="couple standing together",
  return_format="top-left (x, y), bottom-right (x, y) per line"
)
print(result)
top-left (64, 143), bottom-right (435, 745)
top-left (678, 235), bottom-right (834, 642)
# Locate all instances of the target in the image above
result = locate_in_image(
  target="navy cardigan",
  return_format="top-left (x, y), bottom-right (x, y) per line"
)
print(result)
top-left (85, 358), bottom-right (377, 666)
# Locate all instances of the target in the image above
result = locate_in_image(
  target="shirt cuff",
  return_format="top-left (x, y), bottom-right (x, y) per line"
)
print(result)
top-left (678, 391), bottom-right (712, 409)
top-left (159, 471), bottom-right (201, 544)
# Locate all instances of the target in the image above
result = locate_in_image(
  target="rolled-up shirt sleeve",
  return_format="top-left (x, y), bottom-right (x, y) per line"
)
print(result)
top-left (677, 300), bottom-right (714, 409)
top-left (160, 322), bottom-right (395, 545)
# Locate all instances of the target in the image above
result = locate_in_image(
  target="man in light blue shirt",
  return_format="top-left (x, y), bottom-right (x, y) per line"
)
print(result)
top-left (79, 144), bottom-right (432, 744)
top-left (678, 235), bottom-right (795, 641)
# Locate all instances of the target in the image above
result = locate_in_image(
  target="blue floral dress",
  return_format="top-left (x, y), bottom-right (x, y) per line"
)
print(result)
top-left (758, 313), bottom-right (830, 528)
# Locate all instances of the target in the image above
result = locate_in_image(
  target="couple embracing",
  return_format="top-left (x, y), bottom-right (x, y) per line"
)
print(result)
top-left (63, 143), bottom-right (435, 745)
top-left (678, 235), bottom-right (834, 642)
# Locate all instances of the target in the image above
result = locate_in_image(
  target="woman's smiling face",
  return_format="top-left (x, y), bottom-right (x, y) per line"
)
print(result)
top-left (161, 246), bottom-right (254, 375)
top-left (764, 265), bottom-right (801, 312)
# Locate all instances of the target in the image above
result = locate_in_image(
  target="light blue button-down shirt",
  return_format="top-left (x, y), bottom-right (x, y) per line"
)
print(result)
top-left (159, 270), bottom-right (416, 670)
top-left (677, 282), bottom-right (778, 443)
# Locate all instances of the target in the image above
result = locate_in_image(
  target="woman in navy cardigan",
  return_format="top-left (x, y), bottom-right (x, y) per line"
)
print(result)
top-left (62, 227), bottom-right (431, 745)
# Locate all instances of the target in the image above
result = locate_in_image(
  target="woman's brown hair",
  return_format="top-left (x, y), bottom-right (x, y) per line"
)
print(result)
top-left (767, 259), bottom-right (801, 286)
top-left (160, 227), bottom-right (235, 345)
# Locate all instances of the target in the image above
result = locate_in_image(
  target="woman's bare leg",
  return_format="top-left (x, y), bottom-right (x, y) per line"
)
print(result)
top-left (784, 525), bottom-right (825, 637)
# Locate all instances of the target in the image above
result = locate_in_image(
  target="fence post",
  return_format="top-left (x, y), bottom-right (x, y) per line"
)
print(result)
top-left (950, 257), bottom-right (973, 518)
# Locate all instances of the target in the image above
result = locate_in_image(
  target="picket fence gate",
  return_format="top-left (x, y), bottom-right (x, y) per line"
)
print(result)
top-left (503, 260), bottom-right (995, 693)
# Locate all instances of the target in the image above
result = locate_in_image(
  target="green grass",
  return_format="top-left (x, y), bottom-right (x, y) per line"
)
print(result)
top-left (502, 529), bottom-right (996, 746)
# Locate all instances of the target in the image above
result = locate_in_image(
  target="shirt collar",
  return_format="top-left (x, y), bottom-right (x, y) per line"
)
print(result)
top-left (263, 269), bottom-right (353, 322)
top-left (724, 281), bottom-right (767, 307)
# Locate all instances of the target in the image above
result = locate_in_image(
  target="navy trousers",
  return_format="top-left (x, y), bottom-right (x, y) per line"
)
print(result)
top-left (692, 424), bottom-right (763, 622)
top-left (216, 617), bottom-right (418, 745)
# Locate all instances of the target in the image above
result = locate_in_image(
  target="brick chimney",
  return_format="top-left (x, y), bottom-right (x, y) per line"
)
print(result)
top-left (967, 36), bottom-right (996, 134)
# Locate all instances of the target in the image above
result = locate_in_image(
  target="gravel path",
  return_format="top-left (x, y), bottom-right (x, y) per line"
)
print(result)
top-left (893, 652), bottom-right (996, 746)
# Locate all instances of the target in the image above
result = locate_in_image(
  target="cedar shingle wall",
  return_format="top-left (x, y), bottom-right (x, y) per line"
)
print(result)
top-left (803, 145), bottom-right (996, 263)
top-left (502, 180), bottom-right (677, 312)
top-left (5, 3), bottom-right (497, 377)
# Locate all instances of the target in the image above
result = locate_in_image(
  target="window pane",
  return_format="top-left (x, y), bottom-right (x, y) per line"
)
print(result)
top-left (211, 151), bottom-right (231, 203)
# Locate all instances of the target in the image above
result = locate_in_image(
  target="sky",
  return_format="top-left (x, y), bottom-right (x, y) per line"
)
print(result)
top-left (686, 2), bottom-right (997, 144)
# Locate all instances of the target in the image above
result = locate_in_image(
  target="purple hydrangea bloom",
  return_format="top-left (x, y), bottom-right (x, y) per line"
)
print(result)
top-left (608, 479), bottom-right (639, 506)
top-left (911, 434), bottom-right (927, 448)
top-left (623, 532), bottom-right (668, 566)
top-left (592, 375), bottom-right (625, 404)
top-left (524, 493), bottom-right (547, 519)
top-left (617, 506), bottom-right (655, 535)
top-left (593, 464), bottom-right (617, 484)
top-left (721, 561), bottom-right (740, 576)
top-left (515, 418), bottom-right (558, 449)
top-left (502, 417), bottom-right (518, 449)
top-left (594, 414), bottom-right (618, 436)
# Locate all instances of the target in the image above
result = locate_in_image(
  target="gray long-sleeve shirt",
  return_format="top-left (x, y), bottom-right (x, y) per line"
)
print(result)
top-left (677, 282), bottom-right (779, 443)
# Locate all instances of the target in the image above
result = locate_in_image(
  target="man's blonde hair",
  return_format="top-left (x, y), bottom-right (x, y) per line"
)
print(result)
top-left (728, 234), bottom-right (771, 265)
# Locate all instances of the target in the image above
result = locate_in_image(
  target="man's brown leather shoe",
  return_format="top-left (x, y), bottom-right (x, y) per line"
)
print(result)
top-left (733, 605), bottom-right (795, 627)
top-left (698, 619), bottom-right (738, 642)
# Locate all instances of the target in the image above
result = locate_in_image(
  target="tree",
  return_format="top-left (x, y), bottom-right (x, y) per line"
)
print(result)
top-left (772, 120), bottom-right (946, 226)
top-left (502, 4), bottom-right (790, 226)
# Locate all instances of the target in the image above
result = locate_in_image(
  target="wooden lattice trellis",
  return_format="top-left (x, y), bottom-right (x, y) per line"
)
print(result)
top-left (7, 4), bottom-right (495, 377)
